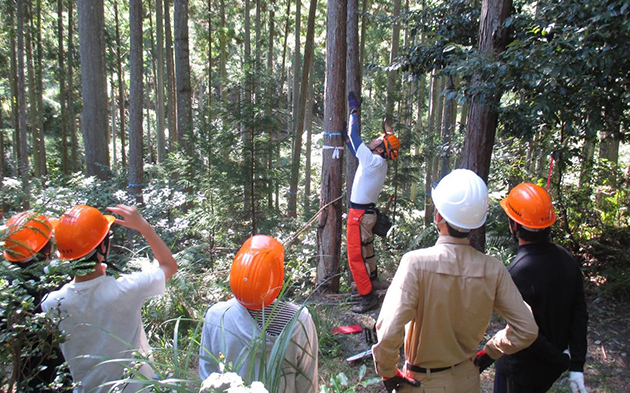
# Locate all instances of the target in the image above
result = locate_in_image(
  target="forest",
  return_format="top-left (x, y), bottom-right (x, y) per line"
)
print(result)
top-left (0, 0), bottom-right (629, 391)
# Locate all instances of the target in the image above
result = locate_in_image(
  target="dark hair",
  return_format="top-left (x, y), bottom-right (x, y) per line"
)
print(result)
top-left (446, 223), bottom-right (469, 238)
top-left (509, 218), bottom-right (551, 243)
top-left (517, 224), bottom-right (551, 243)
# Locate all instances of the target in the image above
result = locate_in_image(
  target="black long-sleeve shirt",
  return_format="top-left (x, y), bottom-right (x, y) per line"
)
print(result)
top-left (496, 241), bottom-right (588, 373)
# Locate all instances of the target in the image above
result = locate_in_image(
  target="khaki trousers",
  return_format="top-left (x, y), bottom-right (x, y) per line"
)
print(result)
top-left (399, 358), bottom-right (480, 393)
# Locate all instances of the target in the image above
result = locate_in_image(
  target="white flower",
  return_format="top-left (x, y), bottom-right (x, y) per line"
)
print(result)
top-left (249, 381), bottom-right (268, 393)
top-left (200, 372), bottom-right (244, 392)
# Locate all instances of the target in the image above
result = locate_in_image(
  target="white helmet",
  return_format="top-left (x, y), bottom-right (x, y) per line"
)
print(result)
top-left (431, 169), bottom-right (488, 231)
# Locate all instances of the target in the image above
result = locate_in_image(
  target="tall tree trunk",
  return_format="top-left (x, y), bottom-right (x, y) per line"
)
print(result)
top-left (165, 0), bottom-right (178, 151)
top-left (174, 0), bottom-right (194, 164)
top-left (440, 75), bottom-right (455, 178)
top-left (156, 0), bottom-right (167, 162)
top-left (218, 0), bottom-right (226, 102)
top-left (317, 0), bottom-right (346, 293)
top-left (9, 7), bottom-right (20, 164)
top-left (291, 0), bottom-right (301, 136)
top-left (288, 0), bottom-right (317, 216)
top-left (36, 0), bottom-right (46, 176)
top-left (78, 0), bottom-right (110, 180)
top-left (27, 2), bottom-right (41, 178)
top-left (266, 1), bottom-right (275, 209)
top-left (423, 70), bottom-right (439, 228)
top-left (68, 1), bottom-right (78, 172)
top-left (111, 74), bottom-right (118, 167)
top-left (18, 0), bottom-right (31, 207)
top-left (461, 0), bottom-right (512, 251)
top-left (346, 0), bottom-right (360, 205)
top-left (359, 0), bottom-right (368, 85)
top-left (58, 0), bottom-right (69, 175)
top-left (243, 0), bottom-right (253, 219)
top-left (303, 54), bottom-right (315, 214)
top-left (129, 0), bottom-right (144, 200)
top-left (385, 0), bottom-right (401, 121)
top-left (114, 0), bottom-right (127, 168)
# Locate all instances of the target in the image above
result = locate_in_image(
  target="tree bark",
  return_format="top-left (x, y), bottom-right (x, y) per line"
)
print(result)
top-left (291, 0), bottom-right (301, 137)
top-left (243, 0), bottom-right (253, 220)
top-left (218, 0), bottom-right (226, 102)
top-left (156, 0), bottom-right (167, 162)
top-left (18, 0), bottom-right (31, 207)
top-left (317, 0), bottom-right (346, 293)
top-left (174, 0), bottom-right (193, 157)
top-left (129, 0), bottom-right (144, 200)
top-left (288, 0), bottom-right (317, 216)
top-left (461, 0), bottom-right (512, 251)
top-left (165, 0), bottom-right (178, 151)
top-left (303, 56), bottom-right (315, 214)
top-left (440, 76), bottom-right (455, 178)
top-left (58, 0), bottom-right (69, 175)
top-left (26, 1), bottom-right (41, 178)
top-left (114, 0), bottom-right (127, 168)
top-left (78, 0), bottom-right (110, 180)
top-left (68, 1), bottom-right (78, 172)
top-left (346, 0), bottom-right (360, 205)
top-left (9, 6), bottom-right (20, 165)
top-left (35, 0), bottom-right (47, 176)
top-left (266, 1), bottom-right (275, 209)
top-left (385, 0), bottom-right (401, 121)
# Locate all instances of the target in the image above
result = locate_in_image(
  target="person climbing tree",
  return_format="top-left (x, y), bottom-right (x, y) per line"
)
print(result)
top-left (345, 91), bottom-right (401, 313)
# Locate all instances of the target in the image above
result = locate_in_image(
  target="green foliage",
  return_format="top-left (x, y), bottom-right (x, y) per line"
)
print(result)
top-left (318, 365), bottom-right (380, 393)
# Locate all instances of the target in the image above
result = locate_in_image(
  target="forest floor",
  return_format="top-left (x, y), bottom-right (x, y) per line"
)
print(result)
top-left (313, 289), bottom-right (630, 392)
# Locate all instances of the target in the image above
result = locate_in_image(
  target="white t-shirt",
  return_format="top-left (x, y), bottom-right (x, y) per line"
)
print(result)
top-left (42, 268), bottom-right (166, 393)
top-left (199, 298), bottom-right (318, 393)
top-left (350, 144), bottom-right (388, 205)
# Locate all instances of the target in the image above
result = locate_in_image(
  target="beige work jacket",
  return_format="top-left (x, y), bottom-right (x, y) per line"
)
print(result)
top-left (372, 236), bottom-right (538, 377)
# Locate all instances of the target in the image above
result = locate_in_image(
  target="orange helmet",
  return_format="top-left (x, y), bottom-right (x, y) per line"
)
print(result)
top-left (55, 205), bottom-right (116, 260)
top-left (382, 133), bottom-right (400, 160)
top-left (500, 183), bottom-right (556, 229)
top-left (230, 235), bottom-right (285, 310)
top-left (3, 212), bottom-right (55, 262)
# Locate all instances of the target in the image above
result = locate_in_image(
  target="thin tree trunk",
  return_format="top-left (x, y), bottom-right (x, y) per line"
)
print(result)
top-left (156, 0), bottom-right (167, 162)
top-left (27, 1), bottom-right (41, 178)
top-left (385, 0), bottom-right (401, 121)
top-left (423, 70), bottom-right (439, 228)
top-left (58, 0), bottom-right (69, 175)
top-left (359, 0), bottom-right (368, 85)
top-left (78, 0), bottom-right (110, 180)
top-left (36, 0), bottom-right (46, 176)
top-left (165, 0), bottom-right (177, 151)
top-left (288, 0), bottom-right (317, 216)
top-left (9, 7), bottom-right (20, 164)
top-left (303, 54), bottom-right (315, 214)
top-left (129, 0), bottom-right (144, 200)
top-left (267, 1), bottom-right (275, 209)
top-left (114, 0), bottom-right (127, 168)
top-left (174, 0), bottom-right (194, 157)
top-left (68, 0), bottom-right (78, 172)
top-left (346, 0), bottom-right (360, 205)
top-left (218, 0), bottom-right (226, 102)
top-left (440, 76), bottom-right (455, 178)
top-left (291, 0), bottom-right (301, 137)
top-left (18, 0), bottom-right (31, 207)
top-left (111, 74), bottom-right (118, 167)
top-left (243, 0), bottom-right (253, 218)
top-left (317, 0), bottom-right (346, 293)
top-left (461, 0), bottom-right (512, 251)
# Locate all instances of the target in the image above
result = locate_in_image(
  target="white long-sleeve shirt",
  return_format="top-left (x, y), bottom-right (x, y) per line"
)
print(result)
top-left (199, 298), bottom-right (318, 393)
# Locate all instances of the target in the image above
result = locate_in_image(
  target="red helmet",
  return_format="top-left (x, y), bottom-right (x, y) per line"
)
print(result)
top-left (55, 205), bottom-right (116, 260)
top-left (230, 235), bottom-right (285, 310)
top-left (500, 183), bottom-right (556, 229)
top-left (3, 212), bottom-right (55, 262)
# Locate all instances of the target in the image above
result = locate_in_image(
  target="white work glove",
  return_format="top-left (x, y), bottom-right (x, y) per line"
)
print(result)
top-left (569, 371), bottom-right (588, 393)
